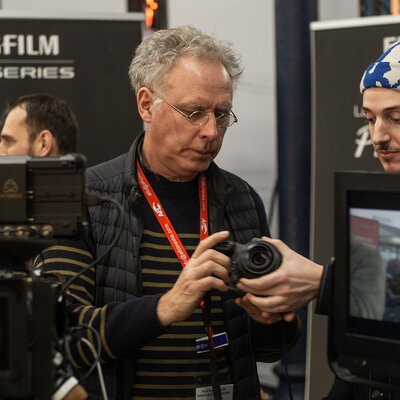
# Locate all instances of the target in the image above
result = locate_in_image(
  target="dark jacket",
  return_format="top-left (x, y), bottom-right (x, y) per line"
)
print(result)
top-left (84, 132), bottom-right (300, 399)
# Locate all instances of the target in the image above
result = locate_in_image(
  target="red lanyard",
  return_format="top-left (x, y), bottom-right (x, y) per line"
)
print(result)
top-left (137, 161), bottom-right (220, 396)
top-left (136, 160), bottom-right (209, 268)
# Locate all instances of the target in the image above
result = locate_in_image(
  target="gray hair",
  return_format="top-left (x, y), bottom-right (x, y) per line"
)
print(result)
top-left (128, 25), bottom-right (243, 95)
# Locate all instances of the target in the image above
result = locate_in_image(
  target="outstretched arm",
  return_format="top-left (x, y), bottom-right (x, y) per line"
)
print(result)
top-left (235, 236), bottom-right (323, 318)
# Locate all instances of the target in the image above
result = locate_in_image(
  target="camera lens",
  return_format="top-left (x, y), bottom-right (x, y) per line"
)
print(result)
top-left (250, 247), bottom-right (270, 266)
top-left (246, 245), bottom-right (273, 275)
top-left (239, 241), bottom-right (281, 278)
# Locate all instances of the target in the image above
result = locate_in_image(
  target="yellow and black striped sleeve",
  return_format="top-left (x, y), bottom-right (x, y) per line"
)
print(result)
top-left (34, 240), bottom-right (167, 368)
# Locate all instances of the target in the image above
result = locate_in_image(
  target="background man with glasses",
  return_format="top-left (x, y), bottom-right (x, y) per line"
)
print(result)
top-left (37, 25), bottom-right (300, 400)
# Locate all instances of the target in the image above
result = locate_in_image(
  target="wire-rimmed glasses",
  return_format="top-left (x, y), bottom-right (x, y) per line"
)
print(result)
top-left (158, 96), bottom-right (238, 129)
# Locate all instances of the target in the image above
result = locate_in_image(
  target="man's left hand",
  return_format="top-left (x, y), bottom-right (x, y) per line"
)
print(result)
top-left (234, 294), bottom-right (296, 324)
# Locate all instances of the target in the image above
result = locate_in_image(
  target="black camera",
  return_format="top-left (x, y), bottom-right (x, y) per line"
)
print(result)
top-left (214, 239), bottom-right (282, 297)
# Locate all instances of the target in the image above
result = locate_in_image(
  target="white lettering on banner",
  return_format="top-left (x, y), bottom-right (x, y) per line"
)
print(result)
top-left (352, 104), bottom-right (376, 159)
top-left (354, 125), bottom-right (376, 159)
top-left (0, 34), bottom-right (59, 56)
top-left (0, 33), bottom-right (76, 80)
top-left (353, 104), bottom-right (365, 118)
top-left (0, 66), bottom-right (75, 79)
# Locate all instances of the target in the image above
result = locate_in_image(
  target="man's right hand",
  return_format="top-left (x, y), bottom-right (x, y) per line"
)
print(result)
top-left (156, 231), bottom-right (231, 326)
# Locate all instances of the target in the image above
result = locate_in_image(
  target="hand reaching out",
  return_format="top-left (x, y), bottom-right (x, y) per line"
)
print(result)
top-left (235, 236), bottom-right (323, 315)
top-left (234, 295), bottom-right (296, 324)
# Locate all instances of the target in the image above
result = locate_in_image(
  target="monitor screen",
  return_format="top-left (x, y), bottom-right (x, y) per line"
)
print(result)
top-left (330, 171), bottom-right (400, 386)
top-left (348, 204), bottom-right (400, 340)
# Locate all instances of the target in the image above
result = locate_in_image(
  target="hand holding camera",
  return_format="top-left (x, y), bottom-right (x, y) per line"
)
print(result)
top-left (157, 231), bottom-right (232, 326)
top-left (212, 237), bottom-right (292, 324)
top-left (213, 238), bottom-right (282, 298)
top-left (233, 236), bottom-right (323, 318)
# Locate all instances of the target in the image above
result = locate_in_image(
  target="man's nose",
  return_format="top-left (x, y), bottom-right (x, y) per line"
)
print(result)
top-left (371, 118), bottom-right (391, 145)
top-left (200, 113), bottom-right (220, 140)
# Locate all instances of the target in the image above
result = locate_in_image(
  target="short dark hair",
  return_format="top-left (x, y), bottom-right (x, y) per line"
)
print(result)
top-left (2, 93), bottom-right (78, 154)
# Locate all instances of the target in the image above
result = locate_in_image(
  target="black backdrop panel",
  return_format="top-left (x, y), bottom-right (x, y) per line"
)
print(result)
top-left (0, 13), bottom-right (144, 166)
top-left (312, 16), bottom-right (400, 265)
top-left (309, 16), bottom-right (400, 399)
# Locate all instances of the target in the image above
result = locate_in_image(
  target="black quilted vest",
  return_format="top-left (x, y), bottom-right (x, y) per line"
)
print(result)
top-left (84, 132), bottom-right (263, 400)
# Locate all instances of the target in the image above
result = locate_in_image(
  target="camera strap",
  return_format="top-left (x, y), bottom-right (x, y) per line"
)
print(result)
top-left (137, 161), bottom-right (223, 399)
top-left (202, 292), bottom-right (223, 400)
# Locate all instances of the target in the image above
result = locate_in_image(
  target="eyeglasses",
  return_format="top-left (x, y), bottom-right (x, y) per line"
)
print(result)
top-left (159, 97), bottom-right (238, 128)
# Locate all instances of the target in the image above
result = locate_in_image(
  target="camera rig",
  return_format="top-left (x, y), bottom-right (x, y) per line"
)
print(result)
top-left (0, 154), bottom-right (87, 399)
top-left (0, 154), bottom-right (87, 268)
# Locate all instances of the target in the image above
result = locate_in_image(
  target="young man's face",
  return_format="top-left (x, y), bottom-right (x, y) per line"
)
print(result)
top-left (0, 106), bottom-right (37, 156)
top-left (363, 87), bottom-right (400, 173)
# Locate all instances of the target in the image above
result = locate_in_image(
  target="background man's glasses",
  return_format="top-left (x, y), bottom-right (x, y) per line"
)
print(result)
top-left (158, 96), bottom-right (238, 128)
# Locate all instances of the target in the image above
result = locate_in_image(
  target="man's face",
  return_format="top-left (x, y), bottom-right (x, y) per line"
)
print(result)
top-left (363, 88), bottom-right (400, 173)
top-left (141, 56), bottom-right (234, 181)
top-left (0, 106), bottom-right (36, 156)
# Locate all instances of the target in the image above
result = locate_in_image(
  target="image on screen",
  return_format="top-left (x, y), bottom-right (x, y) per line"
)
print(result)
top-left (347, 207), bottom-right (400, 341)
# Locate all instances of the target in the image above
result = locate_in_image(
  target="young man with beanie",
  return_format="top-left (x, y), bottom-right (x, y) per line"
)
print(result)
top-left (323, 38), bottom-right (400, 400)
top-left (234, 39), bottom-right (400, 323)
top-left (236, 40), bottom-right (400, 399)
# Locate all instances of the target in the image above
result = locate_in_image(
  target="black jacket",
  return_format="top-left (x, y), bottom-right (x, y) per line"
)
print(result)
top-left (84, 132), bottom-right (300, 399)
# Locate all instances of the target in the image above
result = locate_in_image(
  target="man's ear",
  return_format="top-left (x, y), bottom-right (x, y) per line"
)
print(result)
top-left (137, 87), bottom-right (154, 123)
top-left (32, 130), bottom-right (57, 156)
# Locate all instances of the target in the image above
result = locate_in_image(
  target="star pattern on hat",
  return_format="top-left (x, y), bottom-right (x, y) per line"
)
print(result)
top-left (360, 41), bottom-right (400, 93)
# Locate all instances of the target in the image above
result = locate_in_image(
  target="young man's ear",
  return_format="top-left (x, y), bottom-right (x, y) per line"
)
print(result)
top-left (32, 130), bottom-right (58, 156)
top-left (137, 87), bottom-right (155, 123)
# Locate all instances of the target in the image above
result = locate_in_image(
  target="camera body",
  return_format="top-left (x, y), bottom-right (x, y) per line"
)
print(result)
top-left (214, 238), bottom-right (282, 298)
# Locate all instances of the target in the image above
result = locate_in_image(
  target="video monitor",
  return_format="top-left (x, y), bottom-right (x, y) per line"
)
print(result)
top-left (329, 171), bottom-right (400, 389)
